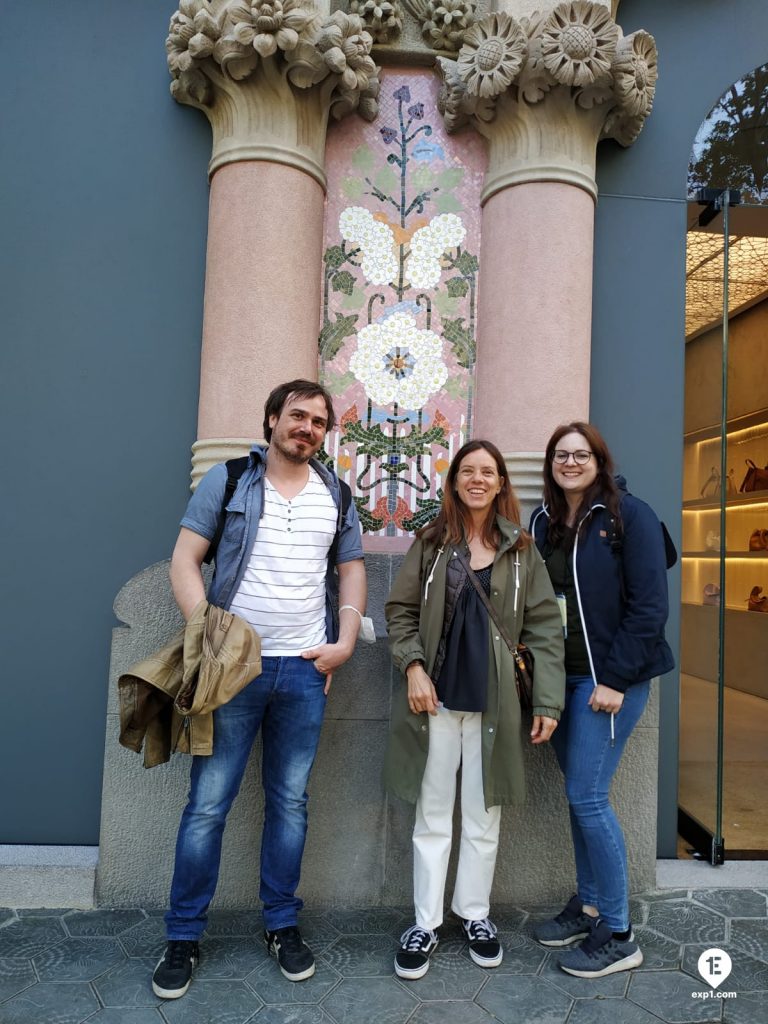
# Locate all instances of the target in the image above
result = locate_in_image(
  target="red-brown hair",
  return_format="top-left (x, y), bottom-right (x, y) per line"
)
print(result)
top-left (542, 421), bottom-right (622, 545)
top-left (421, 439), bottom-right (530, 549)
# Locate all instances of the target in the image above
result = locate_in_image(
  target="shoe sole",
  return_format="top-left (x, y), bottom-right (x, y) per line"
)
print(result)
top-left (278, 962), bottom-right (316, 982)
top-left (535, 931), bottom-right (589, 947)
top-left (559, 948), bottom-right (644, 979)
top-left (468, 948), bottom-right (503, 968)
top-left (394, 957), bottom-right (430, 980)
top-left (151, 955), bottom-right (195, 1000)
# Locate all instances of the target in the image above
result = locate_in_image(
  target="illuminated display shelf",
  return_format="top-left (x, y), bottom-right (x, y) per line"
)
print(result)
top-left (682, 551), bottom-right (768, 558)
top-left (682, 490), bottom-right (768, 511)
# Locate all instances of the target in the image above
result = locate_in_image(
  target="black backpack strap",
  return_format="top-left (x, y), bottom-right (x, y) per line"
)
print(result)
top-left (328, 479), bottom-right (352, 568)
top-left (203, 456), bottom-right (250, 565)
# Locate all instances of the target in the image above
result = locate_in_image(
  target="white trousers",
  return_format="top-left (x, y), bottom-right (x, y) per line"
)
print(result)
top-left (413, 706), bottom-right (501, 930)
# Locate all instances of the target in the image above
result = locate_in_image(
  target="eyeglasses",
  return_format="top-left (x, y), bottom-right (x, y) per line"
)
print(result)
top-left (552, 449), bottom-right (593, 465)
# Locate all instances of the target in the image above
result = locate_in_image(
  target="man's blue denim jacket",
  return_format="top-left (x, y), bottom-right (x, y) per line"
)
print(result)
top-left (180, 445), bottom-right (364, 644)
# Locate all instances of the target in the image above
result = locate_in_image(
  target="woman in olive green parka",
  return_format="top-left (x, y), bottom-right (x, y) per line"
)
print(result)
top-left (384, 440), bottom-right (565, 981)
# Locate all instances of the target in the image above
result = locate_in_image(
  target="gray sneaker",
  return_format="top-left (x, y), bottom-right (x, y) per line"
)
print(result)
top-left (557, 917), bottom-right (643, 978)
top-left (532, 895), bottom-right (594, 947)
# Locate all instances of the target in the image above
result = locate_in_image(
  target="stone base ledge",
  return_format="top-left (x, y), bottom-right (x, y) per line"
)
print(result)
top-left (0, 846), bottom-right (97, 909)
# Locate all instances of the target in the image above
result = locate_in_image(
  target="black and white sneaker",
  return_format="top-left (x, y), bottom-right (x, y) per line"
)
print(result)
top-left (264, 926), bottom-right (316, 981)
top-left (461, 917), bottom-right (503, 968)
top-left (151, 940), bottom-right (199, 999)
top-left (394, 925), bottom-right (439, 979)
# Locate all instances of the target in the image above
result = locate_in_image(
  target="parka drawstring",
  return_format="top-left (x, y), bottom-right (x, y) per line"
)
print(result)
top-left (513, 553), bottom-right (521, 614)
top-left (424, 546), bottom-right (445, 603)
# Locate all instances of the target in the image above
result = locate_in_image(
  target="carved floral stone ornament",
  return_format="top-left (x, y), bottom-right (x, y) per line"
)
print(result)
top-left (456, 12), bottom-right (527, 99)
top-left (348, 0), bottom-right (403, 44)
top-left (402, 0), bottom-right (477, 54)
top-left (165, 0), bottom-right (380, 123)
top-left (442, 0), bottom-right (658, 152)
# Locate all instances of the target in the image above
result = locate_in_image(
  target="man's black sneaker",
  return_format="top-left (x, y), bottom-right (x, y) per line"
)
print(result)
top-left (394, 925), bottom-right (439, 980)
top-left (151, 940), bottom-right (199, 999)
top-left (264, 926), bottom-right (316, 981)
top-left (461, 917), bottom-right (503, 968)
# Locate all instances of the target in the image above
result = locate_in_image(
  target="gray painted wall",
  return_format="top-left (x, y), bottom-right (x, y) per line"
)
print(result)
top-left (591, 0), bottom-right (768, 856)
top-left (2, 0), bottom-right (767, 855)
top-left (0, 2), bottom-right (210, 842)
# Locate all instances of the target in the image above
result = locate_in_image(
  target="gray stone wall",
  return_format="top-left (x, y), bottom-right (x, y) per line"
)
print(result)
top-left (97, 555), bottom-right (658, 909)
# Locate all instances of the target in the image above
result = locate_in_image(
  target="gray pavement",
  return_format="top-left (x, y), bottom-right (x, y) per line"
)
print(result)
top-left (0, 890), bottom-right (766, 1023)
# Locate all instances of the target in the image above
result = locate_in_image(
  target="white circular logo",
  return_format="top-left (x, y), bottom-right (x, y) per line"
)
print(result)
top-left (697, 948), bottom-right (732, 989)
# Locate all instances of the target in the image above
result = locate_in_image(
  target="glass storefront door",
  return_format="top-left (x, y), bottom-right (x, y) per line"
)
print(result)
top-left (680, 194), bottom-right (768, 861)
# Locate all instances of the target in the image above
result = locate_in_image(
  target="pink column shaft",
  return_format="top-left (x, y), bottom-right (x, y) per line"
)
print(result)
top-left (474, 181), bottom-right (594, 451)
top-left (197, 161), bottom-right (325, 441)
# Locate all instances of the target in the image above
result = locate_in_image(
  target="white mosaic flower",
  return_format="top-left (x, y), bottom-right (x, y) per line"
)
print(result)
top-left (429, 213), bottom-right (466, 250)
top-left (349, 311), bottom-right (448, 410)
top-left (405, 254), bottom-right (442, 289)
top-left (339, 206), bottom-right (396, 285)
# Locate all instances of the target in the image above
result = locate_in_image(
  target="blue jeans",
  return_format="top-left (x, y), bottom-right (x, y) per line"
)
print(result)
top-left (165, 656), bottom-right (327, 939)
top-left (550, 675), bottom-right (650, 932)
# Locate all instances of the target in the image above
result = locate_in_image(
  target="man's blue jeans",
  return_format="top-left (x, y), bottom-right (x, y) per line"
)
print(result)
top-left (550, 674), bottom-right (650, 932)
top-left (165, 656), bottom-right (327, 939)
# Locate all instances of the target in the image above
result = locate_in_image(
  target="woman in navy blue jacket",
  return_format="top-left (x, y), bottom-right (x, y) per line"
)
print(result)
top-left (529, 422), bottom-right (673, 980)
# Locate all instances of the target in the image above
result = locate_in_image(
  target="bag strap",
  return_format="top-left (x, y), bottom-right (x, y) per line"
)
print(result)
top-left (204, 456), bottom-right (250, 565)
top-left (452, 545), bottom-right (517, 656)
top-left (205, 458), bottom-right (352, 567)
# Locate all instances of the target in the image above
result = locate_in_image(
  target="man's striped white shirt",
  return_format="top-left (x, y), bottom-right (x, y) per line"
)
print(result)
top-left (228, 467), bottom-right (337, 655)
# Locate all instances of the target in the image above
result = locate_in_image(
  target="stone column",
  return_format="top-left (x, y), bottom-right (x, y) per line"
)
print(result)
top-left (165, 0), bottom-right (380, 484)
top-left (437, 0), bottom-right (657, 504)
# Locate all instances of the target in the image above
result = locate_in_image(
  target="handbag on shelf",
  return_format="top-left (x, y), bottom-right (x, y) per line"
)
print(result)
top-left (740, 459), bottom-right (768, 494)
top-left (700, 467), bottom-right (721, 498)
top-left (747, 586), bottom-right (768, 613)
top-left (702, 583), bottom-right (720, 606)
top-left (749, 529), bottom-right (768, 551)
top-left (452, 545), bottom-right (534, 713)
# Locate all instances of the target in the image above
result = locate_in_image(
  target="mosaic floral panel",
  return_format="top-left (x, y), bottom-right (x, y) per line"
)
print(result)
top-left (320, 68), bottom-right (486, 550)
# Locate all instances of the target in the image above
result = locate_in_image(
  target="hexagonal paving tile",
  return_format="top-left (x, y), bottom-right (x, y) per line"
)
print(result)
top-left (323, 933), bottom-right (394, 977)
top-left (0, 957), bottom-right (36, 1002)
top-left (477, 973), bottom-right (573, 1024)
top-left (692, 889), bottom-right (768, 919)
top-left (566, 999), bottom-right (663, 1024)
top-left (321, 976), bottom-right (418, 1024)
top-left (409, 1000), bottom-right (497, 1024)
top-left (0, 916), bottom-right (67, 958)
top-left (0, 980), bottom-right (100, 1024)
top-left (119, 917), bottom-right (168, 959)
top-left (160, 980), bottom-right (263, 1024)
top-left (0, 908), bottom-right (15, 926)
top-left (646, 902), bottom-right (726, 945)
top-left (477, 932), bottom-right (546, 975)
top-left (247, 956), bottom-right (341, 1004)
top-left (33, 936), bottom-right (125, 981)
top-left (298, 912), bottom-right (342, 954)
top-left (682, 942), bottom-right (768, 991)
top-left (397, 952), bottom-right (486, 1001)
top-left (85, 1010), bottom-right (166, 1024)
top-left (730, 918), bottom-right (768, 962)
top-left (254, 1007), bottom-right (332, 1024)
top-left (489, 906), bottom-right (528, 931)
top-left (64, 909), bottom-right (147, 937)
top-left (632, 926), bottom-right (682, 971)
top-left (322, 910), bottom-right (404, 937)
top-left (628, 970), bottom-right (721, 1023)
top-left (92, 957), bottom-right (160, 1007)
top-left (196, 936), bottom-right (268, 980)
top-left (723, 990), bottom-right (765, 1023)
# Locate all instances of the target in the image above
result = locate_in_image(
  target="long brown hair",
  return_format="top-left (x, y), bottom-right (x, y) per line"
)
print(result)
top-left (542, 422), bottom-right (622, 545)
top-left (421, 439), bottom-right (530, 549)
